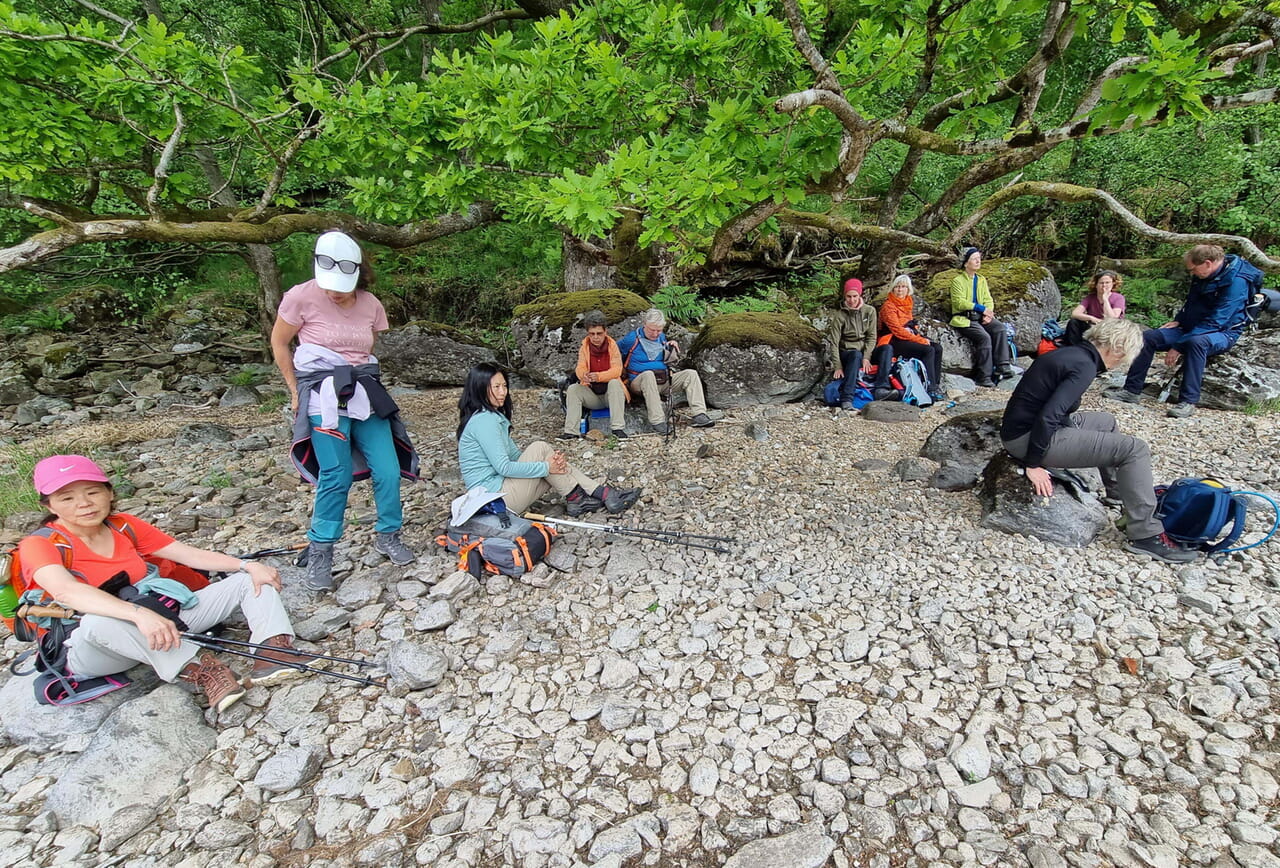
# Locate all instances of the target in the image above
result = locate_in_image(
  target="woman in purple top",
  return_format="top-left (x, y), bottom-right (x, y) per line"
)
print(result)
top-left (1064, 270), bottom-right (1126, 346)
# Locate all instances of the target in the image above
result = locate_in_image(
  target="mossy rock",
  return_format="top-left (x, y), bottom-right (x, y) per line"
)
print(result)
top-left (923, 258), bottom-right (1051, 311)
top-left (512, 289), bottom-right (649, 334)
top-left (688, 312), bottom-right (823, 355)
top-left (689, 313), bottom-right (824, 407)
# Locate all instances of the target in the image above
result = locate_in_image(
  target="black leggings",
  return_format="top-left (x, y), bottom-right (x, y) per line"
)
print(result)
top-left (873, 339), bottom-right (942, 390)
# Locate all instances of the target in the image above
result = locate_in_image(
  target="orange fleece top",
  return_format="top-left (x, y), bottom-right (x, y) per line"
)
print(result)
top-left (877, 294), bottom-right (929, 347)
top-left (575, 335), bottom-right (623, 384)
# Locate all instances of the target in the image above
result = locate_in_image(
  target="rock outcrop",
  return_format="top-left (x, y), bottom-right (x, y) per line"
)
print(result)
top-left (689, 312), bottom-right (824, 407)
top-left (375, 322), bottom-right (497, 387)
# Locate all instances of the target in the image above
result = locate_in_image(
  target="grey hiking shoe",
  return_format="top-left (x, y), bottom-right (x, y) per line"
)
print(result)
top-left (1124, 533), bottom-right (1199, 564)
top-left (1167, 402), bottom-right (1196, 418)
top-left (303, 541), bottom-right (335, 591)
top-left (1105, 387), bottom-right (1141, 404)
top-left (565, 486), bottom-right (605, 517)
top-left (651, 421), bottom-right (671, 435)
top-left (374, 531), bottom-right (416, 565)
top-left (689, 413), bottom-right (715, 428)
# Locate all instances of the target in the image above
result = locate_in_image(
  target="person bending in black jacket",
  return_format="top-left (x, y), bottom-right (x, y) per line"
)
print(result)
top-left (1000, 318), bottom-right (1197, 564)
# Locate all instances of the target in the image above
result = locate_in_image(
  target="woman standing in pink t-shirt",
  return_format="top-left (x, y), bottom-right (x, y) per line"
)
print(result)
top-left (270, 232), bottom-right (419, 591)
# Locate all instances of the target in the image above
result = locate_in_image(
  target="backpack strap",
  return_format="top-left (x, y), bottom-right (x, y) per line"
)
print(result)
top-left (105, 515), bottom-right (139, 549)
top-left (1214, 491), bottom-right (1280, 554)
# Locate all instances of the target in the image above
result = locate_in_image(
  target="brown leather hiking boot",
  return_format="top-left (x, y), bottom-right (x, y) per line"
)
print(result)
top-left (180, 653), bottom-right (245, 713)
top-left (250, 634), bottom-right (312, 686)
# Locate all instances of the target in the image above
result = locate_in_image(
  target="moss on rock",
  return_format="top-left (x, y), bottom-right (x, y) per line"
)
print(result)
top-left (512, 289), bottom-right (649, 333)
top-left (689, 312), bottom-right (823, 354)
top-left (923, 258), bottom-right (1052, 312)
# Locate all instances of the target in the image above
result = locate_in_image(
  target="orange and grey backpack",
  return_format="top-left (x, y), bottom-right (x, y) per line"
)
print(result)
top-left (435, 512), bottom-right (556, 578)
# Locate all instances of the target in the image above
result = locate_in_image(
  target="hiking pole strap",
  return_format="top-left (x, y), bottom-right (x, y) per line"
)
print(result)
top-left (182, 634), bottom-right (385, 687)
top-left (185, 632), bottom-right (376, 668)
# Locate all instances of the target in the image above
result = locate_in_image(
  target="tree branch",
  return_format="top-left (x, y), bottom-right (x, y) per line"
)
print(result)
top-left (145, 102), bottom-right (185, 220)
top-left (779, 211), bottom-right (952, 258)
top-left (0, 203), bottom-right (502, 273)
top-left (947, 181), bottom-right (1280, 270)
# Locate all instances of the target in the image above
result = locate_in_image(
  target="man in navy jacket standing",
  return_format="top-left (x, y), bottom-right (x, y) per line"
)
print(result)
top-left (1106, 244), bottom-right (1262, 418)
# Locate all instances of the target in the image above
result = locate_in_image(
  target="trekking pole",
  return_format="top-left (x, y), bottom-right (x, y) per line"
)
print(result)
top-left (187, 632), bottom-right (376, 668)
top-left (1157, 358), bottom-right (1183, 403)
top-left (15, 604), bottom-right (384, 688)
top-left (181, 634), bottom-right (384, 688)
top-left (525, 514), bottom-right (735, 553)
top-left (233, 543), bottom-right (309, 560)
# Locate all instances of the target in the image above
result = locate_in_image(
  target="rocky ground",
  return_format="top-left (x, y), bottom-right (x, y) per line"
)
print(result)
top-left (1, 376), bottom-right (1279, 868)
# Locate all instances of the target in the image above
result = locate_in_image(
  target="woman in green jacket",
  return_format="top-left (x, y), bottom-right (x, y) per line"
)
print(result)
top-left (949, 247), bottom-right (1016, 387)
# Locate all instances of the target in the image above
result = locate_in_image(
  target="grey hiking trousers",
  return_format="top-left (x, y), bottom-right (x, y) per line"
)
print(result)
top-left (66, 572), bottom-right (295, 682)
top-left (1003, 410), bottom-right (1163, 541)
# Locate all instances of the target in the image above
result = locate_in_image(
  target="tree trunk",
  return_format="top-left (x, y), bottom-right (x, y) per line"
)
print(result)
top-left (193, 147), bottom-right (284, 336)
top-left (562, 233), bottom-right (615, 291)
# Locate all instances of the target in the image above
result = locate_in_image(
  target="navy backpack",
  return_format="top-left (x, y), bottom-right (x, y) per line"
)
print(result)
top-left (1156, 478), bottom-right (1280, 554)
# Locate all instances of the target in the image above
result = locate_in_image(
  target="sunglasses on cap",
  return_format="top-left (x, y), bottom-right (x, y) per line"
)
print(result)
top-left (314, 254), bottom-right (359, 274)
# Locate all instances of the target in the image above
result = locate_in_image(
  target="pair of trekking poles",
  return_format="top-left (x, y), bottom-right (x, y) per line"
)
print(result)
top-left (15, 602), bottom-right (384, 688)
top-left (525, 513), bottom-right (736, 554)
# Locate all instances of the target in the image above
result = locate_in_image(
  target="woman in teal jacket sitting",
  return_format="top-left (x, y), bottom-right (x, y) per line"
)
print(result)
top-left (456, 364), bottom-right (640, 517)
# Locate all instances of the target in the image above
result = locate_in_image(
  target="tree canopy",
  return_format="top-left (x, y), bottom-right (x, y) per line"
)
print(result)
top-left (2, 0), bottom-right (1278, 311)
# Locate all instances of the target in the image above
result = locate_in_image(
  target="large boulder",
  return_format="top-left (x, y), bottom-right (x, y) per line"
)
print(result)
top-left (921, 259), bottom-right (1062, 367)
top-left (978, 452), bottom-right (1110, 547)
top-left (45, 685), bottom-right (216, 829)
top-left (0, 671), bottom-right (156, 752)
top-left (688, 312), bottom-right (824, 407)
top-left (375, 322), bottom-right (497, 387)
top-left (0, 360), bottom-right (36, 405)
top-left (920, 410), bottom-right (1005, 491)
top-left (1198, 328), bottom-right (1280, 411)
top-left (156, 291), bottom-right (255, 343)
top-left (510, 289), bottom-right (660, 386)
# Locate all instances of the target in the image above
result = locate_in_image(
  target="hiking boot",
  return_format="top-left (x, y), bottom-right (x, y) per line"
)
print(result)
top-left (250, 634), bottom-right (311, 686)
top-left (557, 431), bottom-right (580, 440)
top-left (611, 429), bottom-right (629, 439)
top-left (1105, 387), bottom-right (1141, 404)
top-left (374, 531), bottom-right (416, 566)
top-left (651, 421), bottom-right (671, 435)
top-left (1167, 402), bottom-right (1196, 418)
top-left (565, 485), bottom-right (605, 517)
top-left (976, 378), bottom-right (996, 388)
top-left (839, 400), bottom-right (855, 411)
top-left (1124, 533), bottom-right (1199, 564)
top-left (689, 413), bottom-right (716, 428)
top-left (872, 387), bottom-right (902, 402)
top-left (595, 484), bottom-right (641, 514)
top-left (999, 364), bottom-right (1020, 379)
top-left (303, 541), bottom-right (335, 591)
top-left (180, 653), bottom-right (245, 713)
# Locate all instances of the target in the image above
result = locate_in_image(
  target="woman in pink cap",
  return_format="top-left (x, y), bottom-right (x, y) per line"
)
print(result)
top-left (270, 231), bottom-right (419, 591)
top-left (16, 455), bottom-right (306, 713)
top-left (825, 277), bottom-right (879, 410)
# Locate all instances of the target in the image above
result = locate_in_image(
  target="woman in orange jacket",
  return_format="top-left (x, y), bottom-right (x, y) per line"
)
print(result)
top-left (874, 274), bottom-right (945, 401)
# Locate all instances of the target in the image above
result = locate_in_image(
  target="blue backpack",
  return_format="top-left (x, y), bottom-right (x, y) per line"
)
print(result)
top-left (823, 378), bottom-right (873, 408)
top-left (1156, 478), bottom-right (1280, 554)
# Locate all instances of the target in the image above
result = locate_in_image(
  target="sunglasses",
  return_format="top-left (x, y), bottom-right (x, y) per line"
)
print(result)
top-left (314, 254), bottom-right (359, 274)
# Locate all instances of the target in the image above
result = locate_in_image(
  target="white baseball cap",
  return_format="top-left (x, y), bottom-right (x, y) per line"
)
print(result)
top-left (313, 231), bottom-right (363, 293)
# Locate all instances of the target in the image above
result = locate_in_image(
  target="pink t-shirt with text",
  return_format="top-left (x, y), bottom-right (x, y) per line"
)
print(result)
top-left (277, 279), bottom-right (389, 363)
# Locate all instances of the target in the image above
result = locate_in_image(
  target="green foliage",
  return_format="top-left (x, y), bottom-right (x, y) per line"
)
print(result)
top-left (1115, 276), bottom-right (1183, 326)
top-left (709, 287), bottom-right (781, 316)
top-left (200, 469), bottom-right (234, 489)
top-left (0, 444), bottom-right (40, 520)
top-left (1242, 397), bottom-right (1280, 416)
top-left (649, 285), bottom-right (705, 324)
top-left (1, 305), bottom-right (73, 332)
top-left (227, 368), bottom-right (262, 387)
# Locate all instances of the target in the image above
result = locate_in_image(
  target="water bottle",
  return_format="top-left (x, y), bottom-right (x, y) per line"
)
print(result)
top-left (0, 580), bottom-right (19, 620)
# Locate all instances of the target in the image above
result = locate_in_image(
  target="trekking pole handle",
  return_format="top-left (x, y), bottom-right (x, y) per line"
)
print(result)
top-left (16, 603), bottom-right (78, 620)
